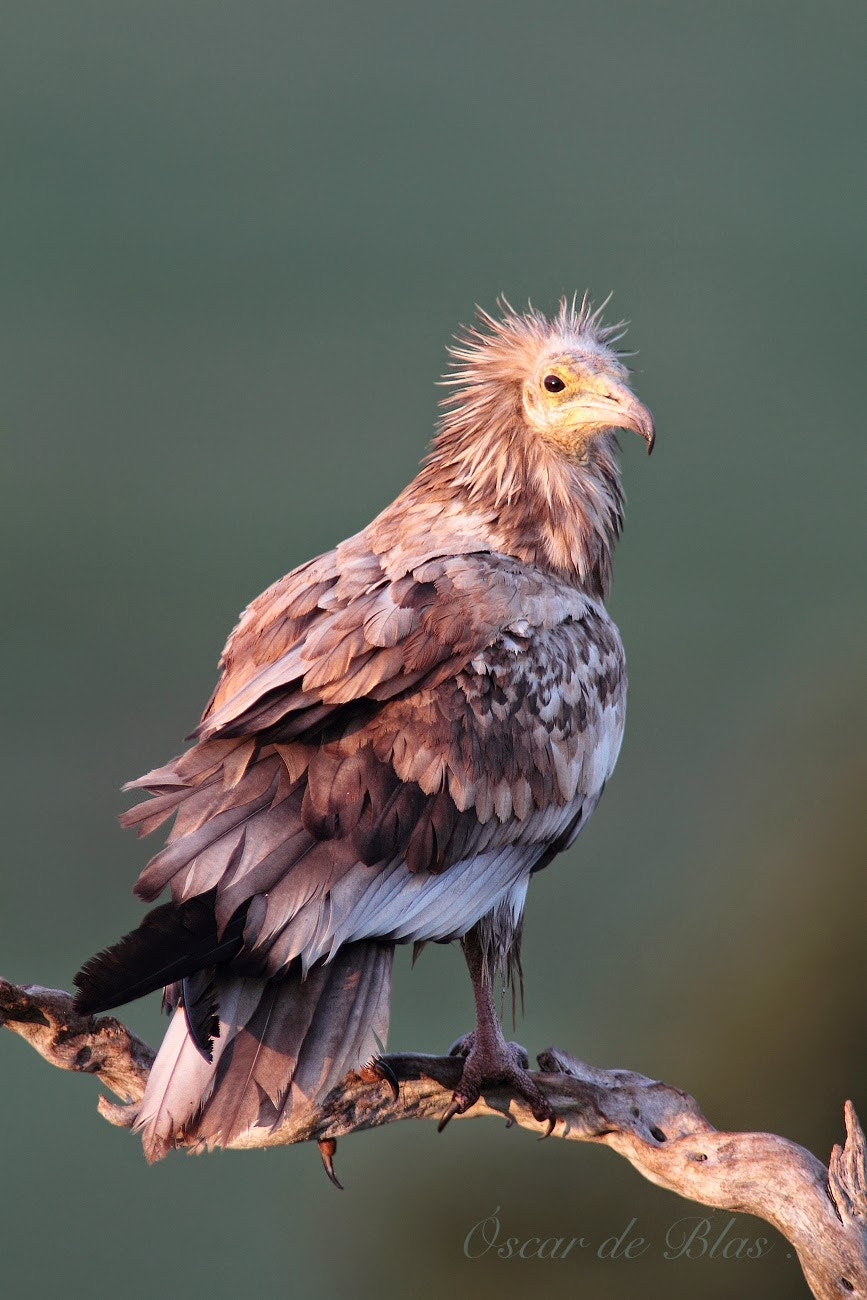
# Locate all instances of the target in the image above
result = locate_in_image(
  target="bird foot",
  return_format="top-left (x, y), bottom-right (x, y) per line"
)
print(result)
top-left (440, 1031), bottom-right (554, 1134)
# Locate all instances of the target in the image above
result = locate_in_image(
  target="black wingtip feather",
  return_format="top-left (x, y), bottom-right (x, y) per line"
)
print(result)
top-left (73, 891), bottom-right (248, 1017)
top-left (181, 974), bottom-right (221, 1061)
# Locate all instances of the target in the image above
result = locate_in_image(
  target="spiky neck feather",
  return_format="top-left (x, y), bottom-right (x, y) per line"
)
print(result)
top-left (416, 404), bottom-right (624, 600)
top-left (373, 299), bottom-right (631, 600)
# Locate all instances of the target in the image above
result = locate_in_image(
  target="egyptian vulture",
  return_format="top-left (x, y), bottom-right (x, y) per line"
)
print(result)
top-left (74, 297), bottom-right (655, 1160)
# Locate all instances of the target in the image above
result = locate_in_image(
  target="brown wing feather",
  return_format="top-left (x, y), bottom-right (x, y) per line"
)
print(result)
top-left (124, 532), bottom-right (625, 978)
top-left (195, 536), bottom-right (600, 740)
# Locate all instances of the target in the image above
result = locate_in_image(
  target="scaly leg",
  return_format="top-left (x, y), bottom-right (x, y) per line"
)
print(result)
top-left (439, 925), bottom-right (554, 1133)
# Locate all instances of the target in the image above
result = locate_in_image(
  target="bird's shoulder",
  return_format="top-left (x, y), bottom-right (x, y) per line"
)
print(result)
top-left (198, 517), bottom-right (617, 741)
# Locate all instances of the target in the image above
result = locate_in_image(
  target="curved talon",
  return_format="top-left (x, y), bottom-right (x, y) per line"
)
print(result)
top-left (447, 1032), bottom-right (474, 1058)
top-left (538, 1114), bottom-right (556, 1140)
top-left (317, 1137), bottom-right (344, 1190)
top-left (438, 1099), bottom-right (463, 1133)
top-left (359, 1054), bottom-right (400, 1102)
top-left (368, 1054), bottom-right (400, 1102)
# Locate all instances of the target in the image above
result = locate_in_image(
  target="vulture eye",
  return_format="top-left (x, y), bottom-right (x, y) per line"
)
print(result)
top-left (543, 374), bottom-right (566, 393)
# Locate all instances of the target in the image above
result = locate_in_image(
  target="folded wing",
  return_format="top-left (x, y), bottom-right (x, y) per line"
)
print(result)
top-left (122, 533), bottom-right (627, 975)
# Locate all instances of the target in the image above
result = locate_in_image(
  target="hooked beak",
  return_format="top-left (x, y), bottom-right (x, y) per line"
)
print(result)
top-left (578, 378), bottom-right (656, 454)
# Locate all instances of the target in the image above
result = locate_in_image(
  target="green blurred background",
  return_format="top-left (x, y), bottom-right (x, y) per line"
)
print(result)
top-left (2, 3), bottom-right (864, 1297)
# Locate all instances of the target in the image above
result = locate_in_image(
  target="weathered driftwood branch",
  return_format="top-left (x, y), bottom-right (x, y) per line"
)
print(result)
top-left (2, 978), bottom-right (864, 1300)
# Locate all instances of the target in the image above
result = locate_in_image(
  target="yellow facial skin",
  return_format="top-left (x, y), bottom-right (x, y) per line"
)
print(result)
top-left (523, 355), bottom-right (655, 455)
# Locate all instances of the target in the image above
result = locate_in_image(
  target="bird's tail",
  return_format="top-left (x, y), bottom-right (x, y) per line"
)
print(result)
top-left (74, 891), bottom-right (394, 1161)
top-left (85, 936), bottom-right (392, 1163)
top-left (135, 941), bottom-right (392, 1162)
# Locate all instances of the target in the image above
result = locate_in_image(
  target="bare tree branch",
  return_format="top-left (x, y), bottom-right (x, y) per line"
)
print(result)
top-left (2, 977), bottom-right (864, 1299)
top-left (0, 978), bottom-right (154, 1113)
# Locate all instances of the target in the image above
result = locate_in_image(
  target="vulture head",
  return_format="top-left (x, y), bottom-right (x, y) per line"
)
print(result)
top-left (441, 294), bottom-right (654, 461)
top-left (520, 338), bottom-right (655, 456)
top-left (425, 295), bottom-right (655, 595)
